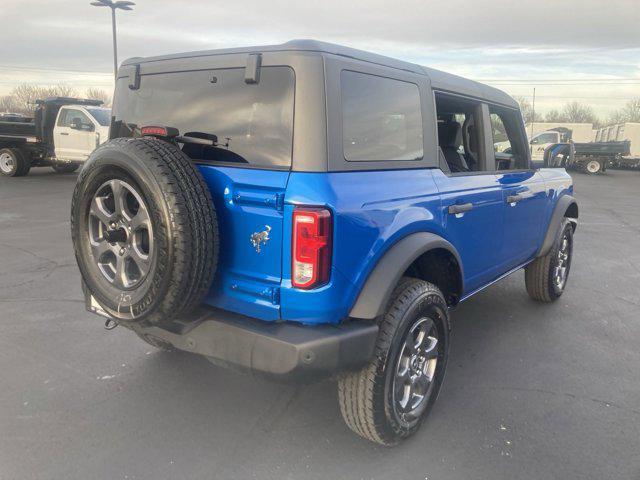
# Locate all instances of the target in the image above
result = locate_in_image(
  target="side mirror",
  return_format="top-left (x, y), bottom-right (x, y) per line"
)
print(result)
top-left (71, 118), bottom-right (94, 132)
top-left (543, 143), bottom-right (573, 168)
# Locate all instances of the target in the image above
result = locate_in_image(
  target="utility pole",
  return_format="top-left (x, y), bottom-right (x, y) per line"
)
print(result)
top-left (530, 87), bottom-right (536, 138)
top-left (90, 0), bottom-right (135, 79)
top-left (530, 87), bottom-right (536, 155)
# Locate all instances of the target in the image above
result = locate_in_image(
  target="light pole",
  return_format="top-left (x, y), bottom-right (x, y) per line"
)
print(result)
top-left (90, 0), bottom-right (135, 79)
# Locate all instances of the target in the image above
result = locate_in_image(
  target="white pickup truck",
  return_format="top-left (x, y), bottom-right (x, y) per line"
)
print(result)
top-left (0, 97), bottom-right (110, 177)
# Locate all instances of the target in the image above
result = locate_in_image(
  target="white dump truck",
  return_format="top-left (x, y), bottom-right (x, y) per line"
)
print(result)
top-left (0, 97), bottom-right (110, 177)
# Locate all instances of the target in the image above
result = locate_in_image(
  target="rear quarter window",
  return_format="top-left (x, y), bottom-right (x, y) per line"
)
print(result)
top-left (111, 66), bottom-right (295, 169)
top-left (341, 71), bottom-right (423, 162)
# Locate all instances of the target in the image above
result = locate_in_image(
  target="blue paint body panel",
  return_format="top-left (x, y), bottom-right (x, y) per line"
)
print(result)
top-left (196, 163), bottom-right (573, 326)
top-left (197, 165), bottom-right (289, 321)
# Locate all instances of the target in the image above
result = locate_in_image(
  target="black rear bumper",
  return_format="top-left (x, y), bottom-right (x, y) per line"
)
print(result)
top-left (126, 307), bottom-right (378, 383)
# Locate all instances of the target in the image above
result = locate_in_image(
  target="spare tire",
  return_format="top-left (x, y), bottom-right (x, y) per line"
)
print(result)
top-left (71, 137), bottom-right (219, 326)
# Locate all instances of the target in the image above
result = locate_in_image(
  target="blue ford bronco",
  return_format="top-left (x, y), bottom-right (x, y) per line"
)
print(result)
top-left (71, 40), bottom-right (578, 445)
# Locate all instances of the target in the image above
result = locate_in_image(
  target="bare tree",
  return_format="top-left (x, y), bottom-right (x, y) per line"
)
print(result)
top-left (607, 110), bottom-right (627, 125)
top-left (0, 95), bottom-right (19, 113)
top-left (544, 109), bottom-right (566, 123)
top-left (512, 95), bottom-right (542, 124)
top-left (621, 98), bottom-right (640, 123)
top-left (85, 88), bottom-right (112, 107)
top-left (7, 84), bottom-right (78, 114)
top-left (562, 101), bottom-right (597, 124)
top-left (10, 85), bottom-right (43, 114)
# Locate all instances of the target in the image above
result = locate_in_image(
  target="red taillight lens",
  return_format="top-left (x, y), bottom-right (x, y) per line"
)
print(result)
top-left (292, 207), bottom-right (332, 289)
top-left (140, 126), bottom-right (168, 136)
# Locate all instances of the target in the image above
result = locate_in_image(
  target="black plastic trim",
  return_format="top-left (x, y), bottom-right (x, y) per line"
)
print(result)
top-left (537, 194), bottom-right (578, 257)
top-left (349, 232), bottom-right (464, 320)
top-left (127, 306), bottom-right (378, 383)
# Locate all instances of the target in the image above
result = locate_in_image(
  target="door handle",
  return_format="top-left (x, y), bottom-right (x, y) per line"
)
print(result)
top-left (448, 203), bottom-right (473, 215)
top-left (506, 194), bottom-right (525, 204)
top-left (59, 132), bottom-right (69, 136)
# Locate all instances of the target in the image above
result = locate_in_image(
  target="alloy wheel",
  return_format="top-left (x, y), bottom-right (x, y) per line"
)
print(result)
top-left (392, 317), bottom-right (440, 424)
top-left (88, 179), bottom-right (154, 290)
top-left (553, 232), bottom-right (571, 290)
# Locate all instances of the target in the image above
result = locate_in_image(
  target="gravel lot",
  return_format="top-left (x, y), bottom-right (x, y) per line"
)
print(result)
top-left (1, 168), bottom-right (639, 480)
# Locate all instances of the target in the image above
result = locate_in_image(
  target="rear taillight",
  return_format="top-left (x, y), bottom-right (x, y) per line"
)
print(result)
top-left (292, 207), bottom-right (332, 289)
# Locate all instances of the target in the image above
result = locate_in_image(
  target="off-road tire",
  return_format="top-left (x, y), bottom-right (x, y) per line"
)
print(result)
top-left (0, 148), bottom-right (31, 177)
top-left (525, 220), bottom-right (574, 302)
top-left (52, 162), bottom-right (80, 174)
top-left (338, 278), bottom-right (450, 446)
top-left (71, 137), bottom-right (219, 327)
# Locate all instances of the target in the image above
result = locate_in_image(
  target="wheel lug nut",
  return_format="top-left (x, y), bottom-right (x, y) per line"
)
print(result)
top-left (119, 248), bottom-right (125, 255)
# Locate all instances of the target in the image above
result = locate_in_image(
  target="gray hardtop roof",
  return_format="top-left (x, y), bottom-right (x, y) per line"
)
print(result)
top-left (122, 39), bottom-right (518, 109)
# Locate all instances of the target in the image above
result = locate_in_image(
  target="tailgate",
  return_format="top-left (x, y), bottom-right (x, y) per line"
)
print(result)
top-left (198, 166), bottom-right (289, 321)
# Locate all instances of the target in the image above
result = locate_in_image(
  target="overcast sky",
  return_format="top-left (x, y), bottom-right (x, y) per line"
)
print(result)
top-left (1, 0), bottom-right (638, 118)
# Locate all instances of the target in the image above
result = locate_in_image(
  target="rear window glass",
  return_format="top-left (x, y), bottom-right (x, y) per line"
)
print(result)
top-left (110, 66), bottom-right (295, 169)
top-left (341, 71), bottom-right (423, 162)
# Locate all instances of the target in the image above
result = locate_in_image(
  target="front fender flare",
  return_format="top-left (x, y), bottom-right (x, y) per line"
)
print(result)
top-left (537, 194), bottom-right (578, 257)
top-left (349, 232), bottom-right (463, 320)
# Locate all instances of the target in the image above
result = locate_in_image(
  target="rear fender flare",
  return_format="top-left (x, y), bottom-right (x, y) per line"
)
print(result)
top-left (349, 232), bottom-right (463, 320)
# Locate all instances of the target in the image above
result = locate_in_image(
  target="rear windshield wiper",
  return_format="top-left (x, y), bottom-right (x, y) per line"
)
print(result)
top-left (181, 131), bottom-right (230, 148)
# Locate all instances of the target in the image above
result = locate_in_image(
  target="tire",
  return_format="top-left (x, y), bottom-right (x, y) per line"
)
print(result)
top-left (71, 137), bottom-right (219, 326)
top-left (52, 162), bottom-right (80, 174)
top-left (0, 148), bottom-right (31, 177)
top-left (584, 159), bottom-right (602, 174)
top-left (525, 220), bottom-right (573, 302)
top-left (338, 278), bottom-right (450, 445)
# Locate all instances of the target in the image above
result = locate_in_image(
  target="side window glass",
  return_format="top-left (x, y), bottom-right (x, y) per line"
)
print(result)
top-left (491, 114), bottom-right (511, 152)
top-left (536, 132), bottom-right (557, 144)
top-left (434, 93), bottom-right (486, 173)
top-left (341, 71), bottom-right (423, 162)
top-left (489, 106), bottom-right (528, 170)
top-left (59, 109), bottom-right (91, 129)
top-left (57, 109), bottom-right (70, 127)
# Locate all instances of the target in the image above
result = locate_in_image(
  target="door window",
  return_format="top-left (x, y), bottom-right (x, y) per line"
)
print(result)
top-left (341, 71), bottom-right (423, 162)
top-left (489, 106), bottom-right (529, 171)
top-left (434, 93), bottom-right (487, 173)
top-left (58, 109), bottom-right (93, 131)
top-left (531, 132), bottom-right (557, 144)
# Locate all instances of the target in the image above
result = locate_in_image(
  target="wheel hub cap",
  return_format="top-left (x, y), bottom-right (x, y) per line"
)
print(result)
top-left (587, 161), bottom-right (599, 173)
top-left (0, 152), bottom-right (15, 173)
top-left (88, 179), bottom-right (154, 290)
top-left (393, 317), bottom-right (439, 421)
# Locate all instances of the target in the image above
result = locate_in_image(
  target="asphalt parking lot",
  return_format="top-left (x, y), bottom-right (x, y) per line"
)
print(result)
top-left (1, 168), bottom-right (639, 480)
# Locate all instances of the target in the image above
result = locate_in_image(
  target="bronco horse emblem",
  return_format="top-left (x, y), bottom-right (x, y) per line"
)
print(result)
top-left (250, 225), bottom-right (271, 253)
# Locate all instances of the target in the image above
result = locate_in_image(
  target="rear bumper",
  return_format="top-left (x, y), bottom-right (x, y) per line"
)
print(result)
top-left (126, 307), bottom-right (378, 383)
